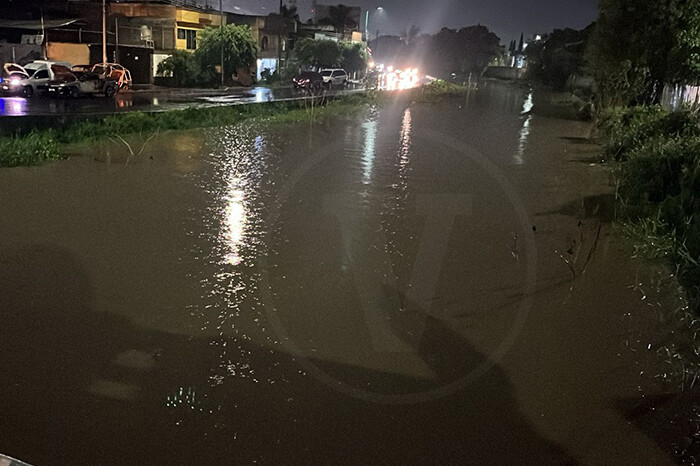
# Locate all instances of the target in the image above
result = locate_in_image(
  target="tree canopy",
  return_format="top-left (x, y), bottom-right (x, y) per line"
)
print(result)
top-left (292, 38), bottom-right (368, 71)
top-left (586, 0), bottom-right (700, 105)
top-left (196, 24), bottom-right (257, 82)
top-left (526, 26), bottom-right (594, 90)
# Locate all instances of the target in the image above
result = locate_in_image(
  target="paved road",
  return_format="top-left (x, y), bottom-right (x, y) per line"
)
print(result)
top-left (0, 85), bottom-right (365, 117)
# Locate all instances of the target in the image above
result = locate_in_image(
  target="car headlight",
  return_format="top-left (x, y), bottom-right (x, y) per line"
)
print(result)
top-left (9, 78), bottom-right (20, 86)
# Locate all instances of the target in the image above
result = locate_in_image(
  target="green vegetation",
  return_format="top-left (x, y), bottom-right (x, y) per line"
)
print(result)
top-left (586, 0), bottom-right (700, 107)
top-left (157, 24), bottom-right (257, 86)
top-left (601, 106), bottom-right (700, 310)
top-left (291, 38), bottom-right (369, 72)
top-left (0, 131), bottom-right (60, 168)
top-left (0, 95), bottom-right (374, 168)
top-left (421, 79), bottom-right (465, 94)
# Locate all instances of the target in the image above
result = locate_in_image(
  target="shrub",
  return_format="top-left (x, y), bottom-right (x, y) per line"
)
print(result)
top-left (0, 131), bottom-right (60, 167)
top-left (606, 105), bottom-right (700, 310)
top-left (600, 105), bottom-right (700, 161)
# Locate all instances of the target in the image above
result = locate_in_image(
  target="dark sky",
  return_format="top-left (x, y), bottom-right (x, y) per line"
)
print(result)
top-left (223, 0), bottom-right (599, 44)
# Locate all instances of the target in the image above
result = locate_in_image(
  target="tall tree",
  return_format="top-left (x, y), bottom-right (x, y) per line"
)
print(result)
top-left (585, 0), bottom-right (692, 104)
top-left (292, 38), bottom-right (343, 68)
top-left (318, 4), bottom-right (358, 32)
top-left (196, 24), bottom-right (257, 84)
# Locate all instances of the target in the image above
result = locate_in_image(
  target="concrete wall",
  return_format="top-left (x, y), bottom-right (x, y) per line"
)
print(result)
top-left (0, 43), bottom-right (42, 66)
top-left (46, 42), bottom-right (90, 66)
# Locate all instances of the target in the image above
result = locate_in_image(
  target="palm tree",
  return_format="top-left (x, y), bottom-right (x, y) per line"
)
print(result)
top-left (319, 4), bottom-right (358, 33)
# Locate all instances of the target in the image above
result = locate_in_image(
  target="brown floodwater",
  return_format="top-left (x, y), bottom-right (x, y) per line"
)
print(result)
top-left (0, 84), bottom-right (688, 464)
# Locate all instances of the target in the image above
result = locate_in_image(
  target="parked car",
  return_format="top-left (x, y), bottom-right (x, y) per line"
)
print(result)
top-left (18, 60), bottom-right (72, 96)
top-left (0, 63), bottom-right (29, 96)
top-left (320, 69), bottom-right (348, 88)
top-left (293, 71), bottom-right (325, 91)
top-left (47, 67), bottom-right (119, 98)
top-left (91, 63), bottom-right (132, 90)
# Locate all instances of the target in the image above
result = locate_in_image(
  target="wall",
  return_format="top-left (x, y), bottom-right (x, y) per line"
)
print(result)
top-left (46, 42), bottom-right (90, 66)
top-left (0, 43), bottom-right (42, 66)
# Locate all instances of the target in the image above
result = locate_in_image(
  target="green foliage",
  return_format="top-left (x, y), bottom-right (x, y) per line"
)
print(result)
top-left (157, 50), bottom-right (200, 87)
top-left (0, 95), bottom-right (375, 168)
top-left (340, 41), bottom-right (369, 73)
top-left (600, 106), bottom-right (700, 161)
top-left (586, 0), bottom-right (700, 105)
top-left (196, 24), bottom-right (257, 85)
top-left (0, 131), bottom-right (59, 167)
top-left (422, 79), bottom-right (465, 94)
top-left (603, 106), bottom-right (700, 309)
top-left (668, 2), bottom-right (700, 84)
top-left (292, 38), bottom-right (344, 69)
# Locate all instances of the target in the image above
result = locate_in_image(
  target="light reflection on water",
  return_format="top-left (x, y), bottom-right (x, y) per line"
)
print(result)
top-left (514, 93), bottom-right (533, 165)
top-left (362, 119), bottom-right (378, 184)
top-left (222, 175), bottom-right (246, 266)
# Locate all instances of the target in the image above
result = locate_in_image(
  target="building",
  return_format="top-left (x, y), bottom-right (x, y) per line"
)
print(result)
top-left (227, 8), bottom-right (296, 81)
top-left (111, 1), bottom-right (224, 82)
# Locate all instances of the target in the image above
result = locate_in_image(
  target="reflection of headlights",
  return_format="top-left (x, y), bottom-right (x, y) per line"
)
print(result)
top-left (10, 78), bottom-right (20, 86)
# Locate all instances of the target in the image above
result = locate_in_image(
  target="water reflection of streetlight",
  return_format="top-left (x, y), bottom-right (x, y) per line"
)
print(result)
top-left (514, 93), bottom-right (533, 165)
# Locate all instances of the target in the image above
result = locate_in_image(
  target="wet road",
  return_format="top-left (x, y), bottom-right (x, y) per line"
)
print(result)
top-left (0, 85), bottom-right (363, 117)
top-left (0, 83), bottom-right (683, 464)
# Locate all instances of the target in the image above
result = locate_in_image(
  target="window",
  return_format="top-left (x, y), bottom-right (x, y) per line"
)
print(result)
top-left (34, 70), bottom-right (49, 80)
top-left (261, 36), bottom-right (269, 51)
top-left (178, 28), bottom-right (197, 49)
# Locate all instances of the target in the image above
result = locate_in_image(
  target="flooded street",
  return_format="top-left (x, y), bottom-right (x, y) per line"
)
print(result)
top-left (0, 84), bottom-right (680, 464)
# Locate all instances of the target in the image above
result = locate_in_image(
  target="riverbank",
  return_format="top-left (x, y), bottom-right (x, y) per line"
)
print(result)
top-left (0, 94), bottom-right (373, 168)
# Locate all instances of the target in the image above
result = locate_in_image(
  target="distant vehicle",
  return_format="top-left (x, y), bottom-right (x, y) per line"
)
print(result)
top-left (293, 71), bottom-right (324, 91)
top-left (0, 63), bottom-right (29, 96)
top-left (320, 68), bottom-right (348, 88)
top-left (47, 67), bottom-right (119, 98)
top-left (19, 60), bottom-right (72, 96)
top-left (91, 63), bottom-right (132, 90)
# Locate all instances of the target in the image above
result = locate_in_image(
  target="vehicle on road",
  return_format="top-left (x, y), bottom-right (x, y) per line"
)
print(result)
top-left (47, 67), bottom-right (120, 98)
top-left (320, 69), bottom-right (348, 89)
top-left (17, 60), bottom-right (72, 96)
top-left (293, 71), bottom-right (325, 91)
top-left (0, 64), bottom-right (29, 96)
top-left (92, 63), bottom-right (132, 90)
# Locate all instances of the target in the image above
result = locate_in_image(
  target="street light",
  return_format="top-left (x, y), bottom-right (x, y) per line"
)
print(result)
top-left (365, 7), bottom-right (384, 41)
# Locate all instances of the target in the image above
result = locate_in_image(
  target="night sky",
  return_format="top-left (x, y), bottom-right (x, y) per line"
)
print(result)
top-left (221, 0), bottom-right (600, 44)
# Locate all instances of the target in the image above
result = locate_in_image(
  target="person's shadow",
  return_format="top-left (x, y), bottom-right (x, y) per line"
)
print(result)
top-left (0, 243), bottom-right (576, 465)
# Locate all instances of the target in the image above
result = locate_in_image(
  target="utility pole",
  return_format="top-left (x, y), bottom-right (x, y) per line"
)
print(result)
top-left (220, 0), bottom-right (224, 87)
top-left (102, 0), bottom-right (107, 64)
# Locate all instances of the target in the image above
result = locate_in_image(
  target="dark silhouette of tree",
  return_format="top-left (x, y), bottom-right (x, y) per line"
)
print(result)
top-left (318, 4), bottom-right (358, 32)
top-left (406, 24), bottom-right (421, 45)
top-left (526, 26), bottom-right (594, 90)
